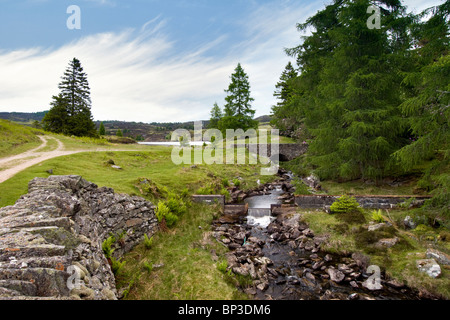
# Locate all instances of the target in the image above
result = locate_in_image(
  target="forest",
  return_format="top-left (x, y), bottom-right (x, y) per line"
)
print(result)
top-left (270, 0), bottom-right (449, 226)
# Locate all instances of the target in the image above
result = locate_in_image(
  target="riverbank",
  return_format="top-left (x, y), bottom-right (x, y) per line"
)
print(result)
top-left (209, 171), bottom-right (449, 300)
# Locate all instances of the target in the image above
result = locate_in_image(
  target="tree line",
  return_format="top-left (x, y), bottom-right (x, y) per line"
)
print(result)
top-left (271, 0), bottom-right (448, 180)
top-left (271, 0), bottom-right (448, 223)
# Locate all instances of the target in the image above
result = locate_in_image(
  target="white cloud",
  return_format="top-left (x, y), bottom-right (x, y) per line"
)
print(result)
top-left (0, 2), bottom-right (322, 123)
top-left (1, 0), bottom-right (441, 123)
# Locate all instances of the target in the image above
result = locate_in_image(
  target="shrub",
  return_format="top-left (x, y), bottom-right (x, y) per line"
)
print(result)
top-left (181, 188), bottom-right (190, 199)
top-left (143, 234), bottom-right (154, 250)
top-left (398, 198), bottom-right (417, 209)
top-left (111, 257), bottom-right (126, 275)
top-left (166, 193), bottom-right (187, 216)
top-left (143, 262), bottom-right (153, 274)
top-left (222, 178), bottom-right (230, 187)
top-left (371, 210), bottom-right (386, 223)
top-left (217, 260), bottom-right (228, 274)
top-left (330, 195), bottom-right (362, 214)
top-left (292, 178), bottom-right (311, 195)
top-left (196, 184), bottom-right (215, 195)
top-left (156, 201), bottom-right (179, 228)
top-left (232, 178), bottom-right (241, 187)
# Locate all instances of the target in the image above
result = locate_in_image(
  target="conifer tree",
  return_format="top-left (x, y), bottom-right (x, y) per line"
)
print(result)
top-left (271, 61), bottom-right (298, 133)
top-left (209, 102), bottom-right (223, 129)
top-left (43, 58), bottom-right (97, 137)
top-left (273, 61), bottom-right (297, 108)
top-left (219, 63), bottom-right (258, 132)
top-left (99, 122), bottom-right (106, 136)
top-left (285, 0), bottom-right (411, 181)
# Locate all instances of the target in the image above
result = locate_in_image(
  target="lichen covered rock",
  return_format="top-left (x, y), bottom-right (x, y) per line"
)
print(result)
top-left (0, 175), bottom-right (158, 300)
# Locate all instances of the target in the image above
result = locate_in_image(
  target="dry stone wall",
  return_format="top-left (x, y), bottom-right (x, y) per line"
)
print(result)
top-left (0, 175), bottom-right (158, 300)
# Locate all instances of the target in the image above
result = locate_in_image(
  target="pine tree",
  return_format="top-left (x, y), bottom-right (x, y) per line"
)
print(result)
top-left (43, 58), bottom-right (97, 137)
top-left (271, 61), bottom-right (298, 133)
top-left (219, 63), bottom-right (258, 132)
top-left (116, 129), bottom-right (123, 137)
top-left (286, 0), bottom-right (412, 181)
top-left (394, 2), bottom-right (449, 170)
top-left (209, 102), bottom-right (223, 129)
top-left (273, 62), bottom-right (297, 108)
top-left (393, 3), bottom-right (449, 222)
top-left (99, 122), bottom-right (106, 136)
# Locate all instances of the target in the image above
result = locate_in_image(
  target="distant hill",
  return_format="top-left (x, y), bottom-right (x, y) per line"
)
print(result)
top-left (0, 111), bottom-right (272, 141)
top-left (0, 111), bottom-right (48, 123)
top-left (255, 115), bottom-right (272, 123)
top-left (95, 120), bottom-right (210, 142)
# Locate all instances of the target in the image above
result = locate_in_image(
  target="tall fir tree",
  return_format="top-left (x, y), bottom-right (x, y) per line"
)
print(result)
top-left (209, 102), bottom-right (223, 129)
top-left (394, 2), bottom-right (449, 221)
top-left (273, 61), bottom-right (297, 108)
top-left (219, 63), bottom-right (258, 132)
top-left (43, 58), bottom-right (97, 137)
top-left (271, 61), bottom-right (298, 133)
top-left (285, 0), bottom-right (412, 181)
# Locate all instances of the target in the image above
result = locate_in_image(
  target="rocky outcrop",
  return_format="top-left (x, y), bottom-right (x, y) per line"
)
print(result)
top-left (0, 175), bottom-right (158, 300)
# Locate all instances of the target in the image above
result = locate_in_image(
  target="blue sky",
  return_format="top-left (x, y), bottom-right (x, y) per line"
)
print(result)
top-left (0, 0), bottom-right (444, 123)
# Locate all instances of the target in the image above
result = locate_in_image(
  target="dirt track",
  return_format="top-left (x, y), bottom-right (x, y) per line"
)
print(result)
top-left (0, 136), bottom-right (138, 184)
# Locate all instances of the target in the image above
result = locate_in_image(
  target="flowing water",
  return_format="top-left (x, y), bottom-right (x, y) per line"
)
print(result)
top-left (245, 185), bottom-right (283, 228)
top-left (239, 180), bottom-right (423, 300)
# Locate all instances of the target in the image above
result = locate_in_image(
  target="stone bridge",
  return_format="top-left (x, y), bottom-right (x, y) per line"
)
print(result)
top-left (246, 143), bottom-right (308, 162)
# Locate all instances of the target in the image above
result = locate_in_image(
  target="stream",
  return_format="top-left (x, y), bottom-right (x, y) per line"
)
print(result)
top-left (213, 172), bottom-right (425, 300)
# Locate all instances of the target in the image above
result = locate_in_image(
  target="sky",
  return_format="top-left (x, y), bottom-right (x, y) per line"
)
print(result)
top-left (0, 0), bottom-right (444, 123)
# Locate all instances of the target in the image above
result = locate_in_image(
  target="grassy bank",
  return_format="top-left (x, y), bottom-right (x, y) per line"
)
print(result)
top-left (0, 119), bottom-right (43, 158)
top-left (0, 145), bottom-right (276, 207)
top-left (0, 143), bottom-right (277, 300)
top-left (117, 202), bottom-right (248, 300)
top-left (300, 207), bottom-right (450, 299)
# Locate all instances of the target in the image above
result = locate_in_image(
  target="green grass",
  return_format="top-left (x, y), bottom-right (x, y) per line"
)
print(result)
top-left (0, 143), bottom-right (277, 207)
top-left (118, 203), bottom-right (249, 300)
top-left (319, 179), bottom-right (426, 196)
top-left (0, 119), bottom-right (43, 158)
top-left (0, 140), bottom-right (278, 300)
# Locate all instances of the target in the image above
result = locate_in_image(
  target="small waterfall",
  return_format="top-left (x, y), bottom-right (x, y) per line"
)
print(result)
top-left (245, 185), bottom-right (284, 228)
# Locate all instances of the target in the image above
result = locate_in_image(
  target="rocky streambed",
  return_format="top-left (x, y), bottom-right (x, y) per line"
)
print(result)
top-left (211, 173), bottom-right (430, 301)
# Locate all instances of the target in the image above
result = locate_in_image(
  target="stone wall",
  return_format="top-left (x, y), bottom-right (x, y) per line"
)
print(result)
top-left (0, 175), bottom-right (159, 300)
top-left (295, 195), bottom-right (433, 210)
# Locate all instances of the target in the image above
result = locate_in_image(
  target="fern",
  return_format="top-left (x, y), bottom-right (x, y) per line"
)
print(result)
top-left (143, 234), bottom-right (154, 250)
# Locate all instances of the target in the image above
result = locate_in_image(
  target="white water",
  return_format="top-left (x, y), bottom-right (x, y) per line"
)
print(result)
top-left (245, 185), bottom-right (283, 228)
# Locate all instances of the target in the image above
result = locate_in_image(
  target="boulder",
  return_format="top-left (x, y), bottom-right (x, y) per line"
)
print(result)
top-left (416, 259), bottom-right (441, 278)
top-left (426, 249), bottom-right (450, 266)
top-left (362, 278), bottom-right (383, 291)
top-left (327, 267), bottom-right (345, 283)
top-left (375, 237), bottom-right (399, 248)
top-left (403, 216), bottom-right (417, 230)
top-left (368, 223), bottom-right (387, 232)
